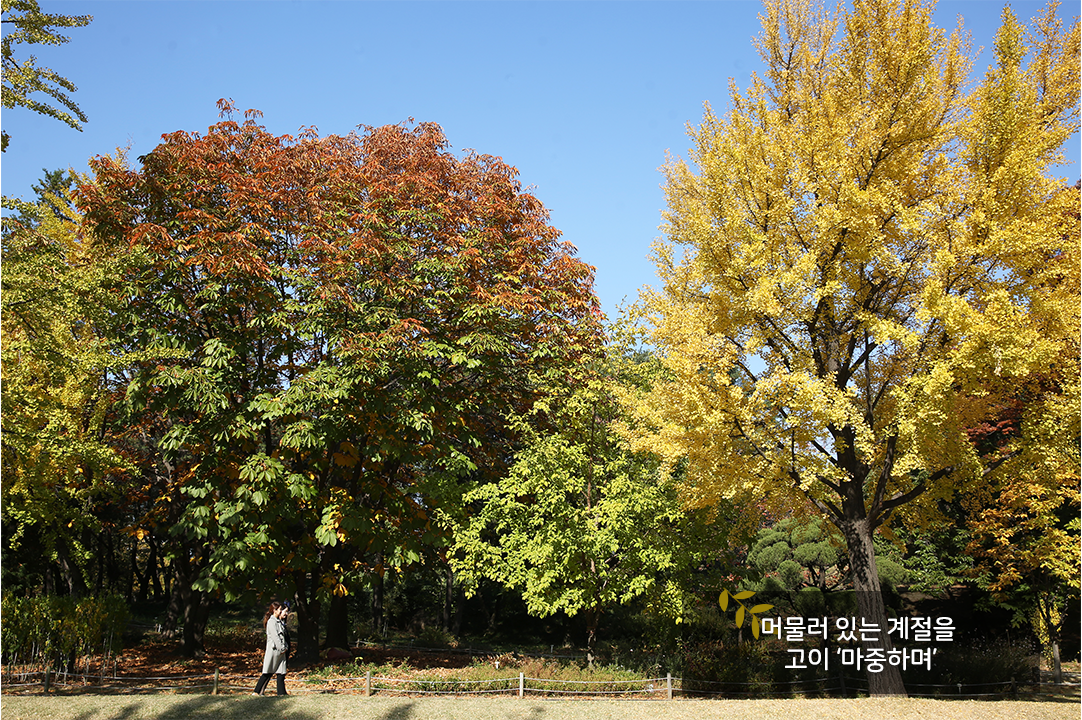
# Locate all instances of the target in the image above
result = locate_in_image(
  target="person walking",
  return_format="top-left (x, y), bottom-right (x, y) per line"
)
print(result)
top-left (252, 601), bottom-right (290, 696)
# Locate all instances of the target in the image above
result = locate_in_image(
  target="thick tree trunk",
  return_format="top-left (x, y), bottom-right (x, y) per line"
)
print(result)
top-left (162, 549), bottom-right (210, 656)
top-left (293, 571), bottom-right (321, 662)
top-left (160, 563), bottom-right (186, 636)
top-left (180, 589), bottom-right (210, 658)
top-left (839, 517), bottom-right (906, 697)
top-left (443, 568), bottom-right (453, 632)
top-left (584, 606), bottom-right (600, 670)
top-left (57, 544), bottom-right (87, 597)
top-left (324, 593), bottom-right (350, 650)
top-left (370, 564), bottom-right (384, 636)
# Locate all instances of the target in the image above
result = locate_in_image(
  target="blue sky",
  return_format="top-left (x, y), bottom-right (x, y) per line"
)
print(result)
top-left (3, 0), bottom-right (1078, 319)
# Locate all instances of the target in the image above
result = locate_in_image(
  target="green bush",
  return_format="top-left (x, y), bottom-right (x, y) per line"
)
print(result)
top-left (902, 636), bottom-right (1039, 692)
top-left (680, 639), bottom-right (784, 697)
top-left (1, 593), bottom-right (129, 674)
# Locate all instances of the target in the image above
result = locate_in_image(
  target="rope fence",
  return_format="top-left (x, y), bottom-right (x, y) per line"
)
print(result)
top-left (3, 665), bottom-right (1074, 699)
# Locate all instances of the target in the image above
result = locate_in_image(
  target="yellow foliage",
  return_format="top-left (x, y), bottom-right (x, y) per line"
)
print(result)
top-left (627, 0), bottom-right (1080, 543)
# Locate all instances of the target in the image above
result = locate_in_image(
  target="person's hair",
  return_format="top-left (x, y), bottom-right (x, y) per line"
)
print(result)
top-left (263, 601), bottom-right (282, 627)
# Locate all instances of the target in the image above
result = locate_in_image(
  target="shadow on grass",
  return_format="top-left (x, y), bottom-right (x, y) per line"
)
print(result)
top-left (63, 695), bottom-right (324, 720)
top-left (373, 701), bottom-right (416, 719)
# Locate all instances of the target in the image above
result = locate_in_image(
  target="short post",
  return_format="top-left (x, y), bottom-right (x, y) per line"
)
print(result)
top-left (365, 670), bottom-right (372, 697)
top-left (43, 668), bottom-right (51, 694)
top-left (213, 668), bottom-right (219, 695)
top-left (666, 672), bottom-right (673, 700)
top-left (113, 658), bottom-right (118, 679)
top-left (519, 672), bottom-right (524, 698)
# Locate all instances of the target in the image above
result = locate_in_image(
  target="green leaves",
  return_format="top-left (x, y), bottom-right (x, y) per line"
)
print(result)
top-left (1, 0), bottom-right (93, 151)
top-left (452, 355), bottom-right (740, 636)
top-left (73, 106), bottom-right (603, 611)
top-left (1, 183), bottom-right (149, 591)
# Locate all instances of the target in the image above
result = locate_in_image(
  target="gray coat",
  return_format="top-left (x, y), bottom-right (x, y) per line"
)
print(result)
top-left (261, 616), bottom-right (288, 675)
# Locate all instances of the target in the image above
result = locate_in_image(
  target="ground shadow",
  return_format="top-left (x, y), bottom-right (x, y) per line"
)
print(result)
top-left (373, 700), bottom-right (416, 720)
top-left (65, 695), bottom-right (324, 720)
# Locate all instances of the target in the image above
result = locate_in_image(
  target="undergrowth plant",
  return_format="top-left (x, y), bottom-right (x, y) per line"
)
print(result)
top-left (1, 593), bottom-right (129, 676)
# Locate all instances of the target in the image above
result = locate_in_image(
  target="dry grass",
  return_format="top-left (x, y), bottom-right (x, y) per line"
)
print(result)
top-left (0, 695), bottom-right (1079, 720)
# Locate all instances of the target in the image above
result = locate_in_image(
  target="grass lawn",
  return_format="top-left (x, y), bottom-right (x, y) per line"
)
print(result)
top-left (1, 695), bottom-right (1079, 720)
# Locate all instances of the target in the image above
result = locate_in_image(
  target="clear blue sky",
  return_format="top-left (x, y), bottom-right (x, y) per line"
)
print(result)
top-left (3, 0), bottom-right (1077, 319)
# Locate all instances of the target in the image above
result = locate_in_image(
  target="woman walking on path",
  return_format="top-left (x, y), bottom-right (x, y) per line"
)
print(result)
top-left (252, 601), bottom-right (290, 696)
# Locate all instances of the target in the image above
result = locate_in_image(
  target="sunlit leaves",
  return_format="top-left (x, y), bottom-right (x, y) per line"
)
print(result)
top-left (626, 2), bottom-right (1077, 693)
top-left (628, 0), bottom-right (1079, 533)
top-left (452, 357), bottom-right (740, 641)
top-left (1, 0), bottom-right (92, 151)
top-left (1, 186), bottom-right (150, 590)
top-left (77, 102), bottom-right (602, 606)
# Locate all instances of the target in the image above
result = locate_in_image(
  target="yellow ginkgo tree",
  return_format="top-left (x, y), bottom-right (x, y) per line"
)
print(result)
top-left (626, 0), bottom-right (1079, 696)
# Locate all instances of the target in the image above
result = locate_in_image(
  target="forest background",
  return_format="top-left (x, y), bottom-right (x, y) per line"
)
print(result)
top-left (1, 0), bottom-right (1079, 700)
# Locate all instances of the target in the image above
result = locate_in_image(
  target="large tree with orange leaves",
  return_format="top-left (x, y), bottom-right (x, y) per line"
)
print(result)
top-left (78, 102), bottom-right (601, 657)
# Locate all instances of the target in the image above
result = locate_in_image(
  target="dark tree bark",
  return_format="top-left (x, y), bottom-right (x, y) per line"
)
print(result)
top-left (56, 544), bottom-right (87, 597)
top-left (443, 568), bottom-right (453, 632)
top-left (324, 593), bottom-right (350, 650)
top-left (161, 547), bottom-right (211, 657)
top-left (293, 571), bottom-right (321, 662)
top-left (370, 561), bottom-right (384, 636)
top-left (839, 515), bottom-right (905, 696)
top-left (161, 559), bottom-right (185, 639)
top-left (180, 589), bottom-right (210, 658)
top-left (584, 606), bottom-right (600, 671)
top-left (136, 536), bottom-right (160, 603)
top-left (149, 536), bottom-right (165, 601)
top-left (127, 535), bottom-right (137, 603)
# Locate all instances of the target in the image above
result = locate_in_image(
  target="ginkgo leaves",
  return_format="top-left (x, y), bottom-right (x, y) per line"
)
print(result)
top-left (719, 589), bottom-right (774, 639)
top-left (630, 0), bottom-right (1079, 528)
top-left (628, 0), bottom-right (1078, 695)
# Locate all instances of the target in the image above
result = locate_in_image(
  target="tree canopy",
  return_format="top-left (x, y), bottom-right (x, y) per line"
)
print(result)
top-left (452, 355), bottom-right (742, 660)
top-left (75, 101), bottom-right (602, 656)
top-left (0, 178), bottom-right (149, 596)
top-left (1, 0), bottom-right (92, 151)
top-left (626, 0), bottom-right (1079, 696)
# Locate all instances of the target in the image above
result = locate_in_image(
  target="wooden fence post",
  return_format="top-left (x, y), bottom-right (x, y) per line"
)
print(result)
top-left (365, 670), bottom-right (372, 697)
top-left (666, 672), bottom-right (672, 700)
top-left (213, 668), bottom-right (219, 695)
top-left (519, 672), bottom-right (524, 698)
top-left (43, 668), bottom-right (51, 694)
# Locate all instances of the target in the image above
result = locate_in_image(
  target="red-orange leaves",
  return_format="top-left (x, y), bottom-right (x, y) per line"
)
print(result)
top-left (76, 103), bottom-right (601, 606)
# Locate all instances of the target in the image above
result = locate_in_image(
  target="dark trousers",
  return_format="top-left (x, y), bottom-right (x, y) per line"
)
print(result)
top-left (254, 673), bottom-right (287, 695)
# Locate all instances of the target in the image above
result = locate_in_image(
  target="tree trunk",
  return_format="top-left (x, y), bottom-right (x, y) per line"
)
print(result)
top-left (127, 535), bottom-right (137, 603)
top-left (136, 537), bottom-right (160, 603)
top-left (370, 565), bottom-right (384, 636)
top-left (150, 538), bottom-right (165, 601)
top-left (293, 571), bottom-right (321, 661)
top-left (324, 593), bottom-right (350, 650)
top-left (163, 548), bottom-right (210, 656)
top-left (161, 561), bottom-right (186, 639)
top-left (839, 516), bottom-right (906, 697)
top-left (443, 568), bottom-right (453, 632)
top-left (57, 544), bottom-right (87, 597)
top-left (584, 606), bottom-right (599, 671)
top-left (180, 589), bottom-right (210, 658)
